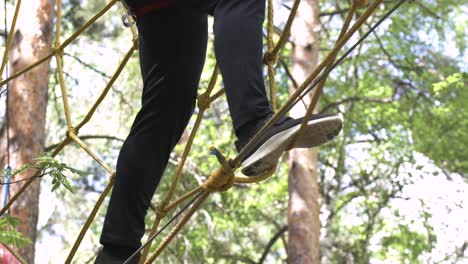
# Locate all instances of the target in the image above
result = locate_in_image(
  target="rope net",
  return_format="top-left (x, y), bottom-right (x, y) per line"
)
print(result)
top-left (0, 0), bottom-right (400, 262)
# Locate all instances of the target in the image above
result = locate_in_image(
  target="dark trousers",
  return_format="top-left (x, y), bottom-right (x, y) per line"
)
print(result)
top-left (100, 0), bottom-right (272, 252)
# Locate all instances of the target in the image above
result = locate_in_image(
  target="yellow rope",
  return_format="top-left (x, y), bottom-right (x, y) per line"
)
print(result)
top-left (234, 164), bottom-right (277, 184)
top-left (201, 160), bottom-right (236, 192)
top-left (232, 0), bottom-right (384, 168)
top-left (165, 186), bottom-right (204, 212)
top-left (271, 0), bottom-right (301, 57)
top-left (291, 1), bottom-right (359, 148)
top-left (145, 192), bottom-right (210, 263)
top-left (163, 65), bottom-right (219, 204)
top-left (65, 173), bottom-right (116, 264)
top-left (76, 46), bottom-right (136, 131)
top-left (356, 0), bottom-right (369, 8)
top-left (0, 0), bottom-right (21, 78)
top-left (55, 47), bottom-right (74, 127)
top-left (266, 0), bottom-right (277, 111)
top-left (1, 243), bottom-right (27, 264)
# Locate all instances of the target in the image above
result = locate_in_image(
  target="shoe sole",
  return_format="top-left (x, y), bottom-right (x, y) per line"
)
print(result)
top-left (241, 116), bottom-right (343, 176)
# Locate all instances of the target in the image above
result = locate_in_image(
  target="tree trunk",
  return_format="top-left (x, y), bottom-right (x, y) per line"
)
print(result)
top-left (287, 0), bottom-right (320, 263)
top-left (0, 0), bottom-right (55, 262)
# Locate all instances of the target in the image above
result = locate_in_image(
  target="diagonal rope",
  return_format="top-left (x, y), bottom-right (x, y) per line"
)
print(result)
top-left (287, 0), bottom-right (407, 113)
top-left (124, 191), bottom-right (205, 264)
top-left (232, 0), bottom-right (386, 167)
top-left (145, 191), bottom-right (211, 263)
top-left (0, 0), bottom-right (119, 214)
top-left (290, 0), bottom-right (361, 148)
top-left (0, 0), bottom-right (118, 89)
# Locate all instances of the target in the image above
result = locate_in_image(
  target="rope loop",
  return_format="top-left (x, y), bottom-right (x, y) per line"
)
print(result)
top-left (156, 208), bottom-right (168, 219)
top-left (66, 127), bottom-right (78, 138)
top-left (154, 202), bottom-right (169, 219)
top-left (354, 0), bottom-right (368, 7)
top-left (202, 160), bottom-right (235, 192)
top-left (263, 52), bottom-right (278, 66)
top-left (53, 42), bottom-right (64, 58)
top-left (197, 93), bottom-right (211, 110)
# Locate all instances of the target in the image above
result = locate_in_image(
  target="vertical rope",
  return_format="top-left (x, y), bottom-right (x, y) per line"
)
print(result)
top-left (2, 0), bottom-right (12, 210)
top-left (0, 0), bottom-right (21, 77)
top-left (54, 0), bottom-right (74, 128)
top-left (266, 0), bottom-right (277, 111)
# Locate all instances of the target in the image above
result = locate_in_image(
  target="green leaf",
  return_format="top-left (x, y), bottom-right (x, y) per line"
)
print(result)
top-left (0, 215), bottom-right (32, 248)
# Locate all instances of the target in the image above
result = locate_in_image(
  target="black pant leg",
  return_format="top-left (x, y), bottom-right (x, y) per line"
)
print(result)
top-left (171, 0), bottom-right (273, 137)
top-left (100, 7), bottom-right (208, 252)
top-left (213, 0), bottom-right (272, 136)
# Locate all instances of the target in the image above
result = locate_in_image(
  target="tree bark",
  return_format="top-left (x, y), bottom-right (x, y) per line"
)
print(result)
top-left (287, 0), bottom-right (321, 263)
top-left (0, 0), bottom-right (55, 262)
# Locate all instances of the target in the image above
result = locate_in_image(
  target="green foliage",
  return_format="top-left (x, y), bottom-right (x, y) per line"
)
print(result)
top-left (10, 155), bottom-right (80, 193)
top-left (412, 73), bottom-right (468, 174)
top-left (379, 223), bottom-right (435, 264)
top-left (0, 214), bottom-right (32, 248)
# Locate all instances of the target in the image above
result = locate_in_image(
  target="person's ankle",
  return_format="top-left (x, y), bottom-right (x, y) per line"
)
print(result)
top-left (236, 113), bottom-right (273, 140)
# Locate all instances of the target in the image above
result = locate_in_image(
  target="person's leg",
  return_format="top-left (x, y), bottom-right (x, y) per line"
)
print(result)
top-left (212, 0), bottom-right (273, 138)
top-left (171, 0), bottom-right (273, 138)
top-left (98, 6), bottom-right (208, 260)
top-left (208, 0), bottom-right (342, 176)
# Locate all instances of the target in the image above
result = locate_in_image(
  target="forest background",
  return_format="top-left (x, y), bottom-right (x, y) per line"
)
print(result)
top-left (0, 0), bottom-right (467, 263)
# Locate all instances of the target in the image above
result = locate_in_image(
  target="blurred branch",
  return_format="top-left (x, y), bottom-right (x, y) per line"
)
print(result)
top-left (279, 58), bottom-right (298, 89)
top-left (258, 226), bottom-right (288, 264)
top-left (219, 254), bottom-right (256, 264)
top-left (455, 241), bottom-right (468, 262)
top-left (371, 30), bottom-right (417, 72)
top-left (63, 71), bottom-right (79, 85)
top-left (320, 96), bottom-right (393, 113)
top-left (414, 0), bottom-right (441, 19)
top-left (64, 52), bottom-right (111, 79)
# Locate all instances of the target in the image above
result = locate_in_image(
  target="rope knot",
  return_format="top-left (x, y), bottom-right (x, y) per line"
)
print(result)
top-left (66, 127), bottom-right (78, 138)
top-left (53, 42), bottom-right (64, 57)
top-left (155, 202), bottom-right (168, 219)
top-left (354, 0), bottom-right (368, 7)
top-left (263, 52), bottom-right (278, 65)
top-left (202, 160), bottom-right (235, 192)
top-left (197, 93), bottom-right (211, 110)
top-left (156, 208), bottom-right (168, 219)
top-left (110, 172), bottom-right (117, 183)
